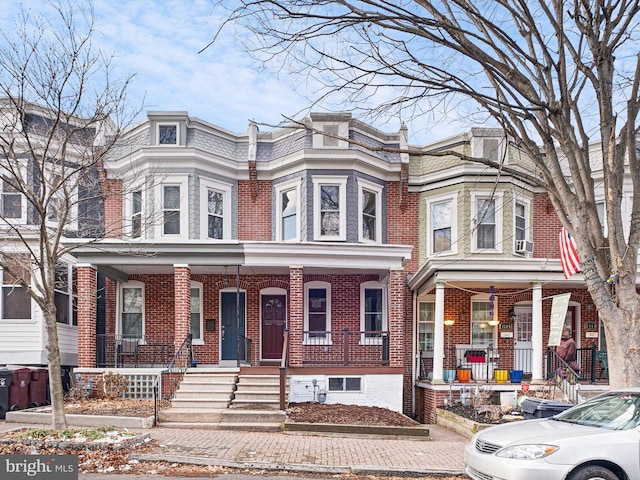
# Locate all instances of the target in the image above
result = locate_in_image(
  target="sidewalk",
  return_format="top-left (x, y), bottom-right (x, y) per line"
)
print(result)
top-left (0, 421), bottom-right (468, 477)
top-left (135, 424), bottom-right (468, 477)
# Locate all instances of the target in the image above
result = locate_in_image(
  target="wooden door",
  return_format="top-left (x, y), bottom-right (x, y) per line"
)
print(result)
top-left (261, 294), bottom-right (286, 360)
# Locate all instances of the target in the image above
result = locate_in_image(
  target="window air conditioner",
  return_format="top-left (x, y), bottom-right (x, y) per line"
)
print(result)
top-left (515, 240), bottom-right (534, 255)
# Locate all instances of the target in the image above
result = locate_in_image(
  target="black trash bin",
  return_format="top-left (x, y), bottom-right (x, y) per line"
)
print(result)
top-left (8, 367), bottom-right (31, 411)
top-left (0, 368), bottom-right (13, 419)
top-left (28, 368), bottom-right (49, 407)
top-left (521, 398), bottom-right (573, 419)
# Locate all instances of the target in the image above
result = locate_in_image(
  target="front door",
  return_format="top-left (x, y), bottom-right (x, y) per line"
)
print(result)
top-left (261, 294), bottom-right (286, 360)
top-left (514, 306), bottom-right (533, 373)
top-left (221, 291), bottom-right (246, 361)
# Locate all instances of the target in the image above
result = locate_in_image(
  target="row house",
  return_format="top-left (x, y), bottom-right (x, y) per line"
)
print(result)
top-left (5, 106), bottom-right (617, 421)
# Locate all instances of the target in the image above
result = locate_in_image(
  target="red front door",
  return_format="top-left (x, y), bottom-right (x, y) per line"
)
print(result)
top-left (261, 295), bottom-right (286, 360)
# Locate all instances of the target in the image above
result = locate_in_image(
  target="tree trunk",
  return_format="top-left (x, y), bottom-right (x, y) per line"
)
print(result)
top-left (44, 309), bottom-right (67, 430)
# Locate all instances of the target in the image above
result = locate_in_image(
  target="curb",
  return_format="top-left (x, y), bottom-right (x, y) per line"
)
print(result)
top-left (283, 421), bottom-right (431, 438)
top-left (133, 453), bottom-right (467, 477)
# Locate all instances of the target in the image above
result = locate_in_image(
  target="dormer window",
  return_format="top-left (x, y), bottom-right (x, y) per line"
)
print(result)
top-left (157, 123), bottom-right (178, 145)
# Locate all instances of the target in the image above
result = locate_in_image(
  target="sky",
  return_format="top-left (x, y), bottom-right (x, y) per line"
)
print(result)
top-left (0, 0), bottom-right (470, 145)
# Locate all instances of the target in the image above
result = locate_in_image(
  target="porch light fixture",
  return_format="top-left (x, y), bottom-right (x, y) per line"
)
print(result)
top-left (444, 318), bottom-right (455, 326)
top-left (488, 317), bottom-right (499, 327)
top-left (508, 308), bottom-right (517, 323)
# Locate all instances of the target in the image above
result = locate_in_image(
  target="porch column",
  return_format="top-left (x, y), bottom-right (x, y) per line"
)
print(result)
top-left (432, 281), bottom-right (445, 383)
top-left (388, 267), bottom-right (405, 367)
top-left (174, 264), bottom-right (191, 354)
top-left (77, 264), bottom-right (97, 368)
top-left (532, 282), bottom-right (544, 382)
top-left (288, 265), bottom-right (304, 367)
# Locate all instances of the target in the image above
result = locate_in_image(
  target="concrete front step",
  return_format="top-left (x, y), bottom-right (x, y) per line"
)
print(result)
top-left (170, 399), bottom-right (231, 409)
top-left (233, 392), bottom-right (280, 401)
top-left (221, 408), bottom-right (286, 424)
top-left (173, 390), bottom-right (234, 400)
top-left (158, 407), bottom-right (224, 423)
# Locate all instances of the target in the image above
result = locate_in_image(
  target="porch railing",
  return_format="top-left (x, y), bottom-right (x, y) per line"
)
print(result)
top-left (279, 329), bottom-right (290, 410)
top-left (302, 329), bottom-right (389, 366)
top-left (238, 334), bottom-right (252, 365)
top-left (96, 333), bottom-right (175, 368)
top-left (152, 333), bottom-right (192, 426)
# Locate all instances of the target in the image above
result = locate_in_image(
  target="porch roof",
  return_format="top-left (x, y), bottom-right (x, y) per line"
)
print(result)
top-left (408, 257), bottom-right (584, 295)
top-left (68, 239), bottom-right (412, 281)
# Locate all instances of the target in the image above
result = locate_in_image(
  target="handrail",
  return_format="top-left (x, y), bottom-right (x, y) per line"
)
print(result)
top-left (279, 329), bottom-right (290, 411)
top-left (152, 333), bottom-right (193, 426)
top-left (547, 348), bottom-right (582, 404)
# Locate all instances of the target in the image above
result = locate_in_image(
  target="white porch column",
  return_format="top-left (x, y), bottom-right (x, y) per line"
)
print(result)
top-left (432, 281), bottom-right (446, 383)
top-left (532, 282), bottom-right (544, 382)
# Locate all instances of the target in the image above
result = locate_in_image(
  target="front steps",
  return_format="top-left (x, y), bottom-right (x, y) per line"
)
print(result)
top-left (158, 368), bottom-right (287, 430)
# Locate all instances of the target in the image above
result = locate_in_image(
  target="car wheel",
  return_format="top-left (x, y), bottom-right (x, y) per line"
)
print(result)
top-left (568, 465), bottom-right (620, 480)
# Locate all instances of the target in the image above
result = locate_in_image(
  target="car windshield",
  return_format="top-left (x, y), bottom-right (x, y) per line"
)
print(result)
top-left (553, 392), bottom-right (640, 430)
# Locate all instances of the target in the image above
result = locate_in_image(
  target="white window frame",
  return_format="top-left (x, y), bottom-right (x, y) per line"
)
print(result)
top-left (0, 169), bottom-right (26, 223)
top-left (118, 281), bottom-right (145, 340)
top-left (471, 191), bottom-right (503, 253)
top-left (153, 175), bottom-right (189, 239)
top-left (328, 376), bottom-right (362, 392)
top-left (596, 200), bottom-right (607, 237)
top-left (191, 281), bottom-right (204, 344)
top-left (123, 189), bottom-right (144, 240)
top-left (304, 281), bottom-right (331, 344)
top-left (418, 297), bottom-right (436, 353)
top-left (313, 175), bottom-right (347, 241)
top-left (0, 266), bottom-right (33, 322)
top-left (44, 169), bottom-right (78, 230)
top-left (275, 179), bottom-right (300, 242)
top-left (199, 178), bottom-right (232, 240)
top-left (426, 193), bottom-right (458, 256)
top-left (55, 263), bottom-right (76, 326)
top-left (360, 281), bottom-right (387, 345)
top-left (156, 122), bottom-right (179, 146)
top-left (514, 196), bottom-right (532, 246)
top-left (470, 294), bottom-right (497, 346)
top-left (312, 122), bottom-right (349, 149)
top-left (357, 179), bottom-right (383, 244)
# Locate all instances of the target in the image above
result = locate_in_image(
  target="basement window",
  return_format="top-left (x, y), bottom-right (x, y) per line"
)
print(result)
top-left (328, 377), bottom-right (362, 392)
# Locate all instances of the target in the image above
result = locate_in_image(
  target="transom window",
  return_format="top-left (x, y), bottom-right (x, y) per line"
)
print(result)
top-left (304, 281), bottom-right (331, 343)
top-left (157, 124), bottom-right (178, 145)
top-left (313, 176), bottom-right (347, 241)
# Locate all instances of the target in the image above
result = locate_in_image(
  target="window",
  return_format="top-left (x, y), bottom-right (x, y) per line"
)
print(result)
top-left (471, 298), bottom-right (496, 345)
top-left (1, 175), bottom-right (22, 219)
top-left (157, 124), bottom-right (178, 145)
top-left (361, 282), bottom-right (386, 342)
top-left (278, 186), bottom-right (299, 241)
top-left (121, 284), bottom-right (144, 339)
top-left (304, 281), bottom-right (331, 342)
top-left (596, 201), bottom-right (607, 236)
top-left (358, 180), bottom-right (383, 243)
top-left (328, 377), bottom-right (362, 392)
top-left (432, 200), bottom-right (452, 253)
top-left (1, 264), bottom-right (31, 320)
top-left (200, 179), bottom-right (232, 240)
top-left (515, 202), bottom-right (526, 241)
top-left (191, 283), bottom-right (203, 343)
top-left (472, 192), bottom-right (503, 252)
top-left (313, 176), bottom-right (347, 241)
top-left (131, 190), bottom-right (143, 239)
top-left (418, 301), bottom-right (435, 351)
top-left (206, 189), bottom-right (224, 239)
top-left (55, 263), bottom-right (77, 326)
top-left (322, 125), bottom-right (339, 147)
top-left (46, 173), bottom-right (64, 224)
top-left (162, 185), bottom-right (181, 235)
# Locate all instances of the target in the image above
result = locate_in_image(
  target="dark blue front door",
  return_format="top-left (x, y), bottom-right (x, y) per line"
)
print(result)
top-left (221, 291), bottom-right (246, 360)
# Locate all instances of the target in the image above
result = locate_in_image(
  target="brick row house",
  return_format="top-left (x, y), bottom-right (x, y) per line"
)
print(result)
top-left (3, 107), bottom-right (618, 421)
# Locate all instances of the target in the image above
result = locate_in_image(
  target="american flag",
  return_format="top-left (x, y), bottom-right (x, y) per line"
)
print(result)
top-left (559, 227), bottom-right (580, 278)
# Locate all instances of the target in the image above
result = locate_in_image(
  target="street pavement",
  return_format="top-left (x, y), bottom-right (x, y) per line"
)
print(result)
top-left (1, 422), bottom-right (468, 477)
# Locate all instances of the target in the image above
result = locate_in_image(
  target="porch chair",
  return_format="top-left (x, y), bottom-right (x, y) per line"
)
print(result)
top-left (117, 338), bottom-right (139, 367)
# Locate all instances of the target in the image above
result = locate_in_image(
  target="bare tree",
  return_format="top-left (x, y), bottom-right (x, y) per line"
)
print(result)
top-left (214, 1), bottom-right (640, 388)
top-left (0, 2), bottom-right (137, 429)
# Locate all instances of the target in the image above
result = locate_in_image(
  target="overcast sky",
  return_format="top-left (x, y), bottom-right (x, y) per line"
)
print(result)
top-left (1, 0), bottom-right (466, 144)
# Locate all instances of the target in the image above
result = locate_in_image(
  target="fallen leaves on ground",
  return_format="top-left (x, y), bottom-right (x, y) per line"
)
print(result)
top-left (286, 402), bottom-right (420, 426)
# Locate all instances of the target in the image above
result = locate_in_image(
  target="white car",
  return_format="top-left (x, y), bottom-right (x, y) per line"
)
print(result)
top-left (464, 389), bottom-right (640, 480)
